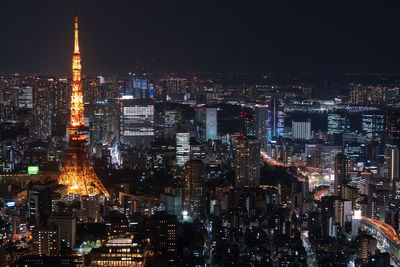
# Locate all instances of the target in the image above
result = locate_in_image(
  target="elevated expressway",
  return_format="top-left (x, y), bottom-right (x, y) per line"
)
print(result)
top-left (260, 150), bottom-right (400, 264)
top-left (361, 217), bottom-right (400, 265)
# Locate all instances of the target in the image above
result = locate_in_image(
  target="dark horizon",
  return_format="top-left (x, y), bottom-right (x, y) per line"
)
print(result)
top-left (2, 0), bottom-right (400, 75)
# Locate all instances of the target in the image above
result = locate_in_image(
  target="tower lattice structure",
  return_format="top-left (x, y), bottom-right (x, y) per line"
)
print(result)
top-left (58, 10), bottom-right (110, 198)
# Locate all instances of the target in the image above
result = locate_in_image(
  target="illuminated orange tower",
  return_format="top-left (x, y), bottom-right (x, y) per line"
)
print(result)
top-left (58, 8), bottom-right (110, 198)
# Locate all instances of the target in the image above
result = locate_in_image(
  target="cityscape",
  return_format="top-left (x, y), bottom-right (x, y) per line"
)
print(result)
top-left (2, 1), bottom-right (400, 267)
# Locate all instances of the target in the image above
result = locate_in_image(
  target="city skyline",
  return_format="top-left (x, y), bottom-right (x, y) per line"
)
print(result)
top-left (2, 2), bottom-right (400, 267)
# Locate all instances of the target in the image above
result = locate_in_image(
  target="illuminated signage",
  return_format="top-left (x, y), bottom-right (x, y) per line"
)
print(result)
top-left (28, 166), bottom-right (39, 175)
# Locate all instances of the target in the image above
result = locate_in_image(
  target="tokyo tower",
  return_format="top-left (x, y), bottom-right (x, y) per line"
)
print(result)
top-left (58, 8), bottom-right (110, 198)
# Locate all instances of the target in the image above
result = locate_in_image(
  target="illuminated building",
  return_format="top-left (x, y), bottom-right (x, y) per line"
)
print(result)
top-left (327, 113), bottom-right (350, 135)
top-left (292, 121), bottom-right (311, 140)
top-left (334, 153), bottom-right (350, 197)
top-left (58, 10), bottom-right (110, 198)
top-left (234, 136), bottom-right (260, 187)
top-left (176, 132), bottom-right (190, 167)
top-left (120, 74), bottom-right (155, 144)
top-left (18, 86), bottom-right (33, 109)
top-left (120, 99), bottom-right (155, 144)
top-left (77, 195), bottom-right (101, 223)
top-left (205, 107), bottom-right (217, 141)
top-left (48, 215), bottom-right (76, 248)
top-left (362, 114), bottom-right (385, 142)
top-left (125, 74), bottom-right (152, 99)
top-left (267, 98), bottom-right (284, 141)
top-left (28, 186), bottom-right (51, 225)
top-left (32, 226), bottom-right (60, 256)
top-left (384, 145), bottom-right (399, 190)
top-left (87, 237), bottom-right (145, 266)
top-left (149, 212), bottom-right (177, 264)
top-left (241, 112), bottom-right (255, 136)
top-left (322, 146), bottom-right (342, 170)
top-left (385, 112), bottom-right (400, 142)
top-left (255, 104), bottom-right (268, 148)
top-left (32, 86), bottom-right (52, 141)
top-left (305, 143), bottom-right (322, 168)
top-left (184, 160), bottom-right (205, 219)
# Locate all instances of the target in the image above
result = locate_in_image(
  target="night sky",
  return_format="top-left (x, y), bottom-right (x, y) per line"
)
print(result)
top-left (1, 0), bottom-right (400, 75)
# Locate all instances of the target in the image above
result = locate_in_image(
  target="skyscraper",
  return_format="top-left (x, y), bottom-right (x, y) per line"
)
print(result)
top-left (184, 160), bottom-right (205, 219)
top-left (120, 74), bottom-right (154, 144)
top-left (120, 99), bottom-right (155, 144)
top-left (32, 226), bottom-right (59, 256)
top-left (206, 107), bottom-right (217, 141)
top-left (268, 99), bottom-right (284, 141)
top-left (32, 86), bottom-right (52, 141)
top-left (255, 104), bottom-right (268, 148)
top-left (58, 9), bottom-right (110, 198)
top-left (362, 114), bottom-right (385, 142)
top-left (292, 121), bottom-right (311, 140)
top-left (334, 153), bottom-right (349, 197)
top-left (176, 132), bottom-right (190, 167)
top-left (48, 215), bottom-right (76, 248)
top-left (327, 113), bottom-right (350, 135)
top-left (235, 136), bottom-right (260, 187)
top-left (384, 145), bottom-right (399, 190)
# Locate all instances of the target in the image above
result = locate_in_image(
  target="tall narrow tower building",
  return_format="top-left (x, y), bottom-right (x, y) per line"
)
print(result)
top-left (58, 8), bottom-right (110, 198)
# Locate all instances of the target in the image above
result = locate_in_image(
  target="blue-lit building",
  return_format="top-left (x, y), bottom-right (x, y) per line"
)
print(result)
top-left (124, 74), bottom-right (153, 99)
top-left (206, 108), bottom-right (217, 141)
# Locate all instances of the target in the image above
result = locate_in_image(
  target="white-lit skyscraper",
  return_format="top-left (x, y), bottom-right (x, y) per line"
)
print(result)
top-left (384, 145), bottom-right (399, 190)
top-left (120, 75), bottom-right (155, 145)
top-left (255, 104), bottom-right (268, 148)
top-left (268, 99), bottom-right (284, 141)
top-left (292, 121), bottom-right (311, 140)
top-left (206, 108), bottom-right (217, 141)
top-left (120, 99), bottom-right (155, 145)
top-left (176, 133), bottom-right (190, 167)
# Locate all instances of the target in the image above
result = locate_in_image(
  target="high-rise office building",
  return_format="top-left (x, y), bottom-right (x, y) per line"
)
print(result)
top-left (184, 160), bottom-right (205, 219)
top-left (362, 114), bottom-right (385, 142)
top-left (120, 99), bottom-right (155, 144)
top-left (48, 215), bottom-right (76, 248)
top-left (78, 195), bottom-right (101, 223)
top-left (385, 112), bottom-right (400, 143)
top-left (32, 86), bottom-right (52, 141)
top-left (206, 108), bottom-right (217, 141)
top-left (176, 132), bottom-right (190, 167)
top-left (32, 226), bottom-right (59, 256)
top-left (149, 212), bottom-right (177, 264)
top-left (268, 99), bottom-right (284, 141)
top-left (125, 75), bottom-right (153, 99)
top-left (18, 86), bottom-right (33, 109)
top-left (322, 146), bottom-right (342, 170)
top-left (292, 121), bottom-right (311, 140)
top-left (234, 136), bottom-right (260, 187)
top-left (334, 153), bottom-right (350, 197)
top-left (327, 113), bottom-right (350, 135)
top-left (384, 145), bottom-right (399, 190)
top-left (255, 104), bottom-right (268, 148)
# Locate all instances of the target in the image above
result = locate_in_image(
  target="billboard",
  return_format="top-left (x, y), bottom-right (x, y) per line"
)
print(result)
top-left (28, 166), bottom-right (39, 175)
